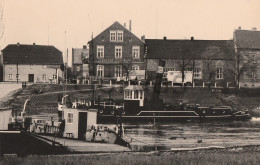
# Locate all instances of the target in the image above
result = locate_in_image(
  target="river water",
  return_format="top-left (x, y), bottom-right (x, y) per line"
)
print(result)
top-left (31, 113), bottom-right (260, 151)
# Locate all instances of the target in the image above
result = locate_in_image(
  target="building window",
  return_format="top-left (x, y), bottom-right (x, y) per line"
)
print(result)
top-left (117, 31), bottom-right (123, 42)
top-left (216, 68), bottom-right (223, 79)
top-left (67, 113), bottom-right (73, 124)
top-left (132, 46), bottom-right (140, 58)
top-left (30, 65), bottom-right (33, 69)
top-left (16, 74), bottom-right (20, 80)
top-left (97, 65), bottom-right (104, 77)
top-left (53, 74), bottom-right (57, 79)
top-left (132, 65), bottom-right (139, 70)
top-left (115, 46), bottom-right (122, 58)
top-left (194, 68), bottom-right (202, 79)
top-left (42, 74), bottom-right (46, 81)
top-left (97, 46), bottom-right (104, 58)
top-left (9, 74), bottom-right (13, 80)
top-left (110, 30), bottom-right (123, 42)
top-left (165, 68), bottom-right (175, 72)
top-left (110, 31), bottom-right (116, 41)
top-left (43, 65), bottom-right (47, 69)
top-left (114, 65), bottom-right (122, 77)
top-left (9, 65), bottom-right (13, 69)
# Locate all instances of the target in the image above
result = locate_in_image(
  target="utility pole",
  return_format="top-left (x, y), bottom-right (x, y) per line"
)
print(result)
top-left (16, 59), bottom-right (18, 84)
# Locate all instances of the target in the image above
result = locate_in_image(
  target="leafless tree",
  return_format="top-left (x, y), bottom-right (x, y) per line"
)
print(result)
top-left (226, 49), bottom-right (256, 88)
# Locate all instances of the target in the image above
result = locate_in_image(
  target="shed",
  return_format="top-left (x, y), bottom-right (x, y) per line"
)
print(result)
top-left (0, 108), bottom-right (12, 130)
top-left (63, 108), bottom-right (98, 139)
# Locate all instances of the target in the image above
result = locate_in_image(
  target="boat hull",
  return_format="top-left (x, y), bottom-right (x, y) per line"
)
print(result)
top-left (97, 113), bottom-right (251, 123)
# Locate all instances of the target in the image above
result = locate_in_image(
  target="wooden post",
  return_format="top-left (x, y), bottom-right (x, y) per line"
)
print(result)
top-left (203, 82), bottom-right (205, 88)
top-left (153, 113), bottom-right (157, 151)
top-left (227, 82), bottom-right (229, 88)
top-left (110, 80), bottom-right (112, 86)
top-left (150, 81), bottom-right (152, 86)
top-left (171, 81), bottom-right (173, 87)
top-left (192, 82), bottom-right (195, 88)
top-left (215, 82), bottom-right (217, 88)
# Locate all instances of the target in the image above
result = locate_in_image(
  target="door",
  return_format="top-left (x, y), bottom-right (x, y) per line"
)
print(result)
top-left (78, 112), bottom-right (87, 140)
top-left (28, 74), bottom-right (34, 82)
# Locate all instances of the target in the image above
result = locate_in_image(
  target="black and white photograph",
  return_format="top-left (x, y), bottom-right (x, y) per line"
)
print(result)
top-left (0, 0), bottom-right (260, 164)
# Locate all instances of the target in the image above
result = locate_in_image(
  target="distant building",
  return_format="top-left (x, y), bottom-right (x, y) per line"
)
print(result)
top-left (1, 43), bottom-right (63, 83)
top-left (72, 45), bottom-right (89, 82)
top-left (145, 37), bottom-right (235, 85)
top-left (234, 28), bottom-right (260, 87)
top-left (88, 21), bottom-right (145, 81)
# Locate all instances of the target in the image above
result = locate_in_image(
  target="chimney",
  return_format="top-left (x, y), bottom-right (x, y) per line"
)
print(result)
top-left (17, 42), bottom-right (20, 46)
top-left (252, 27), bottom-right (257, 31)
top-left (129, 20), bottom-right (132, 32)
top-left (83, 45), bottom-right (87, 49)
top-left (141, 35), bottom-right (145, 41)
top-left (191, 36), bottom-right (194, 41)
top-left (124, 23), bottom-right (126, 28)
top-left (238, 26), bottom-right (241, 30)
top-left (163, 36), bottom-right (167, 40)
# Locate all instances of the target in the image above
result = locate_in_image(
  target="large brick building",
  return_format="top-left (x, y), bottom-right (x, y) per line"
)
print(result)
top-left (145, 37), bottom-right (235, 85)
top-left (1, 43), bottom-right (63, 83)
top-left (88, 21), bottom-right (145, 81)
top-left (233, 28), bottom-right (260, 87)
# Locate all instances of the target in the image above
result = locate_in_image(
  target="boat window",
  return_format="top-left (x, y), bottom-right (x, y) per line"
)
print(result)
top-left (134, 91), bottom-right (138, 99)
top-left (125, 90), bottom-right (131, 99)
top-left (67, 113), bottom-right (73, 124)
top-left (139, 91), bottom-right (143, 99)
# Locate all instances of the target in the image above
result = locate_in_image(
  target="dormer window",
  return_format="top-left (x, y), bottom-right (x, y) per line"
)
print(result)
top-left (110, 30), bottom-right (123, 42)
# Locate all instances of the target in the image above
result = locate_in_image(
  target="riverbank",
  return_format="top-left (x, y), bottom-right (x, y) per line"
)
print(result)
top-left (1, 145), bottom-right (260, 165)
top-left (3, 84), bottom-right (260, 116)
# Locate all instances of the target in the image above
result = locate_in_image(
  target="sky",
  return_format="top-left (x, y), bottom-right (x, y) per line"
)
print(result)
top-left (0, 0), bottom-right (259, 66)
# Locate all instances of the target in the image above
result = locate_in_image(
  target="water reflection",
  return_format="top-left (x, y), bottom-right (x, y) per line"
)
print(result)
top-left (124, 118), bottom-right (260, 151)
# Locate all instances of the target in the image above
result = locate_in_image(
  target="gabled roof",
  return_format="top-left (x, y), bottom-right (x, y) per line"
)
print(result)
top-left (88, 21), bottom-right (144, 44)
top-left (72, 48), bottom-right (89, 64)
top-left (234, 29), bottom-right (260, 49)
top-left (145, 39), bottom-right (234, 60)
top-left (2, 44), bottom-right (63, 65)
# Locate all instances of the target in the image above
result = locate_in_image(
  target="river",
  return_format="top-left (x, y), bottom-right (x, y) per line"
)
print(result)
top-left (30, 113), bottom-right (260, 151)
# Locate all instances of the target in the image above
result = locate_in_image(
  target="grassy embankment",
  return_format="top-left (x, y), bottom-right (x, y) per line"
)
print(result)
top-left (1, 149), bottom-right (260, 165)
top-left (3, 84), bottom-right (260, 116)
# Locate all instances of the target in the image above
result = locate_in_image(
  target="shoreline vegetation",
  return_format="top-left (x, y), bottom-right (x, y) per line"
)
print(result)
top-left (1, 146), bottom-right (260, 165)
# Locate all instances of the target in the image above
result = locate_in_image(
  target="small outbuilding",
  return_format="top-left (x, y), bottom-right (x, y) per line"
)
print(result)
top-left (63, 108), bottom-right (98, 139)
top-left (0, 108), bottom-right (12, 130)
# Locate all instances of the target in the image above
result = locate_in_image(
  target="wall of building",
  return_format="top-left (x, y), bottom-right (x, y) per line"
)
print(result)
top-left (3, 64), bottom-right (61, 83)
top-left (89, 23), bottom-right (145, 78)
top-left (146, 58), bottom-right (235, 83)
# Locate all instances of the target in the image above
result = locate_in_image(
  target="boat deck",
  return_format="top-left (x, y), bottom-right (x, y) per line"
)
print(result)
top-left (38, 135), bottom-right (131, 153)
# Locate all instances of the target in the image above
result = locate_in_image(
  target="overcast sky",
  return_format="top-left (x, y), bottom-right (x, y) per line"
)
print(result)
top-left (0, 0), bottom-right (259, 65)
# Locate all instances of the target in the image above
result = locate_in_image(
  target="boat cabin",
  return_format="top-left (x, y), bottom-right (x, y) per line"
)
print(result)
top-left (63, 108), bottom-right (98, 139)
top-left (124, 85), bottom-right (144, 106)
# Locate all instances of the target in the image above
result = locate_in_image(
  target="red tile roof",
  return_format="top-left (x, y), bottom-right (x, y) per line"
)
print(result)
top-left (2, 44), bottom-right (63, 65)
